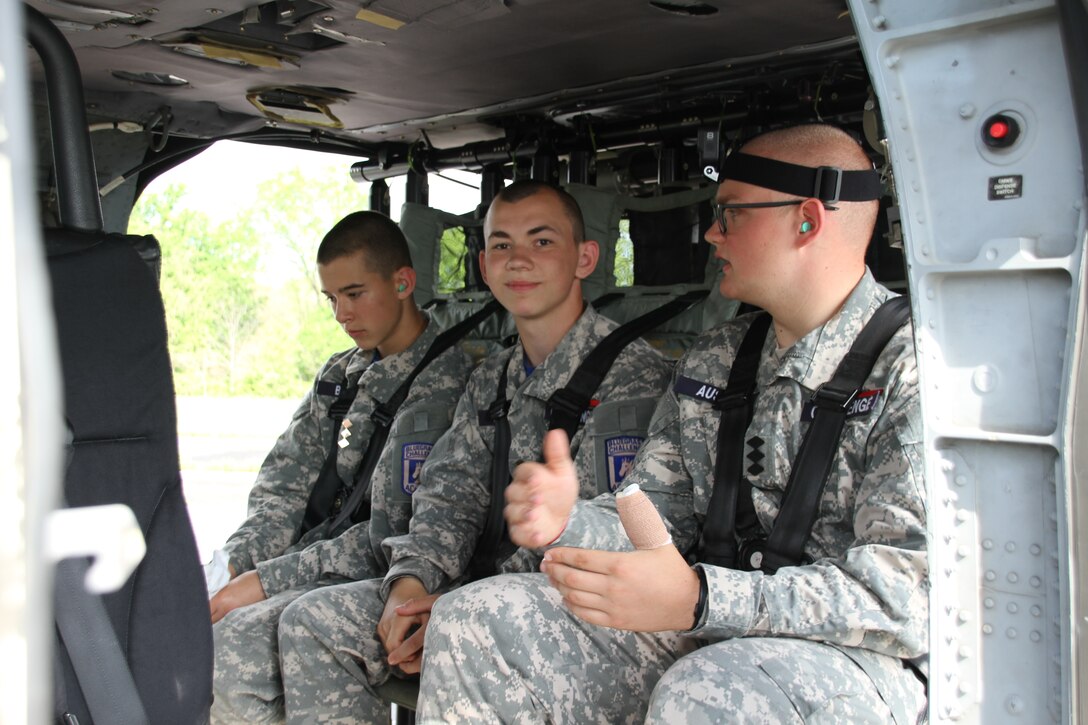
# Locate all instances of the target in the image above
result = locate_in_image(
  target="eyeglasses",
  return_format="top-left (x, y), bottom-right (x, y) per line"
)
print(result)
top-left (710, 200), bottom-right (804, 235)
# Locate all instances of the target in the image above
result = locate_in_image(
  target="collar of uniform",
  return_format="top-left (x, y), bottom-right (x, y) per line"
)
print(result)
top-left (769, 268), bottom-right (890, 391)
top-left (351, 312), bottom-right (438, 402)
top-left (515, 304), bottom-right (605, 402)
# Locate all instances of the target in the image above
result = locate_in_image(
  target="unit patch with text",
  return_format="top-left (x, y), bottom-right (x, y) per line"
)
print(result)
top-left (606, 436), bottom-right (643, 491)
top-left (401, 442), bottom-right (432, 494)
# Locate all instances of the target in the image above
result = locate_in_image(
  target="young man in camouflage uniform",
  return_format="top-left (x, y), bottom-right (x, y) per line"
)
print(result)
top-left (276, 181), bottom-right (673, 722)
top-left (208, 211), bottom-right (473, 723)
top-left (418, 125), bottom-right (929, 723)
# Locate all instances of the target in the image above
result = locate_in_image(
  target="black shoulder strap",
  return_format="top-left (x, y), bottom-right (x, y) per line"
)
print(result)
top-left (299, 382), bottom-right (359, 536)
top-left (545, 290), bottom-right (705, 442)
top-left (468, 348), bottom-right (517, 580)
top-left (699, 296), bottom-right (911, 572)
top-left (758, 295), bottom-right (911, 571)
top-left (470, 291), bottom-right (705, 579)
top-left (699, 312), bottom-right (773, 568)
top-left (304, 299), bottom-right (504, 538)
top-left (329, 299), bottom-right (504, 533)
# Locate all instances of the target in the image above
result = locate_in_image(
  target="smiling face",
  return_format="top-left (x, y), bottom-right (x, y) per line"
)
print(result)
top-left (318, 250), bottom-right (414, 356)
top-left (481, 188), bottom-right (598, 326)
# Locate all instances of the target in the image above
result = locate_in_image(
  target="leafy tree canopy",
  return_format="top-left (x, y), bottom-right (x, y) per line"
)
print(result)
top-left (130, 168), bottom-right (367, 398)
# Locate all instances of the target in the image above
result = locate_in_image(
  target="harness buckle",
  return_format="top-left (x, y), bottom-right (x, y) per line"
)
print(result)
top-left (712, 390), bottom-right (753, 411)
top-left (545, 388), bottom-right (585, 427)
top-left (371, 404), bottom-right (395, 428)
top-left (737, 536), bottom-right (768, 572)
top-left (810, 382), bottom-right (857, 411)
top-left (487, 398), bottom-right (509, 421)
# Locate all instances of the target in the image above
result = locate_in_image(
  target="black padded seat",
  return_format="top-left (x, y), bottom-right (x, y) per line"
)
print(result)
top-left (47, 228), bottom-right (213, 724)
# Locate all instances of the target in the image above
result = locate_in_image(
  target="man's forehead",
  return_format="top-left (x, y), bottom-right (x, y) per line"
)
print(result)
top-left (485, 194), bottom-right (572, 236)
top-left (715, 177), bottom-right (775, 202)
top-left (319, 251), bottom-right (377, 278)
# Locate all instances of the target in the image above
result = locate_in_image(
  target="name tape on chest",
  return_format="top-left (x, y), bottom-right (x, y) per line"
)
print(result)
top-left (678, 375), bottom-right (884, 422)
top-left (801, 388), bottom-right (884, 422)
top-left (674, 376), bottom-right (723, 404)
top-left (316, 380), bottom-right (345, 397)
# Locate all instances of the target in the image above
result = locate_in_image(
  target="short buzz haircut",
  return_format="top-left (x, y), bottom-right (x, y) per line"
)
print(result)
top-left (316, 211), bottom-right (413, 277)
top-left (742, 123), bottom-right (880, 240)
top-left (491, 180), bottom-right (586, 243)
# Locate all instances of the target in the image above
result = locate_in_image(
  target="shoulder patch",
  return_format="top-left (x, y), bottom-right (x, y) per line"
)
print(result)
top-left (606, 435), bottom-right (643, 492)
top-left (401, 442), bottom-right (432, 495)
top-left (674, 375), bottom-right (723, 404)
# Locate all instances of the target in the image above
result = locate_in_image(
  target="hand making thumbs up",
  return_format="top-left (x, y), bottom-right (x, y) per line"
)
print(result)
top-left (505, 429), bottom-right (580, 548)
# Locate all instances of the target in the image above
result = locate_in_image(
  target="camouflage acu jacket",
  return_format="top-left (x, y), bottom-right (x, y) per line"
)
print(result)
top-left (221, 313), bottom-right (473, 595)
top-left (560, 269), bottom-right (928, 661)
top-left (381, 304), bottom-right (673, 597)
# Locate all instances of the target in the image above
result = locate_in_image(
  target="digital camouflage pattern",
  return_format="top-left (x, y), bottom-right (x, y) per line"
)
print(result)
top-left (382, 304), bottom-right (673, 594)
top-left (418, 270), bottom-right (929, 723)
top-left (276, 304), bottom-right (673, 723)
top-left (211, 313), bottom-right (472, 724)
top-left (221, 313), bottom-right (473, 585)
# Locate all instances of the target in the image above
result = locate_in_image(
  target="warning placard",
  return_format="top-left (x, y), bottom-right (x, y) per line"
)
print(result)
top-left (988, 175), bottom-right (1023, 200)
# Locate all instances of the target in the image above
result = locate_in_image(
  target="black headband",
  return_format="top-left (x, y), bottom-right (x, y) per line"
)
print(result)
top-left (719, 153), bottom-right (883, 205)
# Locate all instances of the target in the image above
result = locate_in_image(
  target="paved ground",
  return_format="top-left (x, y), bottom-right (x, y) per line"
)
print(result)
top-left (176, 396), bottom-right (299, 562)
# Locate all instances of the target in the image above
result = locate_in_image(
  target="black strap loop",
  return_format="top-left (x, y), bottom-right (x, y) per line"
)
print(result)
top-left (300, 382), bottom-right (359, 536)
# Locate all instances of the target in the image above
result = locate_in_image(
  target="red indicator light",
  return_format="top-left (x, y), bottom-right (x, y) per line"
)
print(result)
top-left (982, 113), bottom-right (1020, 149)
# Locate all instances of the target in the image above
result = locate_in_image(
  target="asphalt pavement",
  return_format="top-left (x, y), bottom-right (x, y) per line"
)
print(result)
top-left (176, 396), bottom-right (298, 562)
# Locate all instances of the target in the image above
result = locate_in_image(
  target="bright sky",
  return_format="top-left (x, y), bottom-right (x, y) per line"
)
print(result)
top-left (142, 139), bottom-right (483, 223)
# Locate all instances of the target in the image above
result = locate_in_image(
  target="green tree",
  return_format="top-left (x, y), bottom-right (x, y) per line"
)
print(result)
top-left (614, 218), bottom-right (634, 287)
top-left (236, 168), bottom-right (366, 398)
top-left (130, 165), bottom-right (375, 399)
top-left (249, 168), bottom-right (367, 294)
top-left (437, 226), bottom-right (467, 293)
top-left (130, 183), bottom-right (264, 396)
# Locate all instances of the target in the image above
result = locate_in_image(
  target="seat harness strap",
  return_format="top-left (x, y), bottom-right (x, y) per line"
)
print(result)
top-left (302, 299), bottom-right (504, 538)
top-left (545, 290), bottom-right (706, 444)
top-left (700, 296), bottom-right (911, 573)
top-left (470, 291), bottom-right (706, 578)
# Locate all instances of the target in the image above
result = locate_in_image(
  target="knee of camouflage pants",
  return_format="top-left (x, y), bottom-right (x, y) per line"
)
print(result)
top-left (211, 588), bottom-right (314, 724)
top-left (420, 573), bottom-right (693, 724)
top-left (646, 638), bottom-right (926, 725)
top-left (277, 579), bottom-right (392, 724)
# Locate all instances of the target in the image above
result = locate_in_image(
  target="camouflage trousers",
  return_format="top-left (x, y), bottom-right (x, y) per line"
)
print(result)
top-left (278, 577), bottom-right (401, 724)
top-left (417, 573), bottom-right (927, 724)
top-left (211, 583), bottom-right (328, 724)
